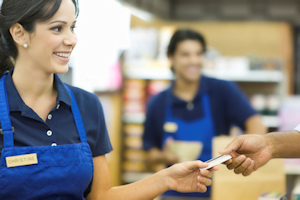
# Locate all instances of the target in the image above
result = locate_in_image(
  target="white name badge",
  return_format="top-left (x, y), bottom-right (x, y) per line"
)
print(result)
top-left (6, 153), bottom-right (38, 168)
top-left (163, 122), bottom-right (178, 133)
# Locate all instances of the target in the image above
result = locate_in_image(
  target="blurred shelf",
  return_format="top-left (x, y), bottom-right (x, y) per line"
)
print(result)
top-left (122, 172), bottom-right (154, 183)
top-left (122, 113), bottom-right (280, 128)
top-left (124, 67), bottom-right (283, 82)
top-left (125, 67), bottom-right (174, 80)
top-left (123, 113), bottom-right (146, 124)
top-left (262, 115), bottom-right (280, 128)
top-left (202, 69), bottom-right (283, 82)
top-left (285, 159), bottom-right (300, 175)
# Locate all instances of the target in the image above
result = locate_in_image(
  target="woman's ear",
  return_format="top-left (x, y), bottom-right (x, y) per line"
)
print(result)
top-left (168, 55), bottom-right (174, 66)
top-left (168, 55), bottom-right (176, 74)
top-left (9, 23), bottom-right (29, 48)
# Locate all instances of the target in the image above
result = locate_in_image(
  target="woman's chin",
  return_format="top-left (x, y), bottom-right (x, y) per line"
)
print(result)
top-left (55, 66), bottom-right (69, 74)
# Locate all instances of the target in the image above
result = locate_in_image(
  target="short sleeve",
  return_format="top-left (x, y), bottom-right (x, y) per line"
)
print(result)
top-left (142, 94), bottom-right (166, 151)
top-left (222, 81), bottom-right (257, 130)
top-left (70, 85), bottom-right (113, 158)
top-left (87, 95), bottom-right (113, 157)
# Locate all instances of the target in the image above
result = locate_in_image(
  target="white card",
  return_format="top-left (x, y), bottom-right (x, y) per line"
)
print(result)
top-left (200, 154), bottom-right (232, 170)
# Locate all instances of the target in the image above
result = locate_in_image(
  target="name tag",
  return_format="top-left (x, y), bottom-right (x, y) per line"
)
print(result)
top-left (163, 122), bottom-right (178, 133)
top-left (6, 153), bottom-right (38, 168)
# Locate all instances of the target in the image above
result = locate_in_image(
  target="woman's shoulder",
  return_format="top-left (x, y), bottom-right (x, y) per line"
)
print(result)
top-left (202, 75), bottom-right (238, 93)
top-left (64, 84), bottom-right (101, 111)
top-left (147, 88), bottom-right (169, 107)
top-left (202, 75), bottom-right (233, 86)
top-left (65, 84), bottom-right (98, 100)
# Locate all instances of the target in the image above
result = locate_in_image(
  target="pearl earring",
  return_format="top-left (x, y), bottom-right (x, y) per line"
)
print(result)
top-left (23, 44), bottom-right (28, 48)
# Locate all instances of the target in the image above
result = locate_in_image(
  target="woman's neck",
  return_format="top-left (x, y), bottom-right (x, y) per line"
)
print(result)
top-left (12, 66), bottom-right (55, 99)
top-left (12, 62), bottom-right (57, 122)
top-left (173, 78), bottom-right (200, 102)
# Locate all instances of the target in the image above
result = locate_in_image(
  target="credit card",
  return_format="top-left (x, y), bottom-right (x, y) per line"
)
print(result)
top-left (200, 154), bottom-right (232, 170)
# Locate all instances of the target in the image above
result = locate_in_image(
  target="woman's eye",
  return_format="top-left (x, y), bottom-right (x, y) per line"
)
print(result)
top-left (51, 26), bottom-right (62, 32)
top-left (71, 25), bottom-right (77, 32)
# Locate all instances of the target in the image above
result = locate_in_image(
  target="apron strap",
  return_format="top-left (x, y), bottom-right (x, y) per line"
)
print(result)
top-left (64, 85), bottom-right (88, 143)
top-left (0, 74), bottom-right (14, 148)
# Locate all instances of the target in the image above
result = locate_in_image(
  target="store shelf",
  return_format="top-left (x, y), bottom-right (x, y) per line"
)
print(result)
top-left (123, 113), bottom-right (146, 124)
top-left (124, 67), bottom-right (174, 80)
top-left (202, 69), bottom-right (283, 82)
top-left (122, 172), bottom-right (154, 183)
top-left (124, 67), bottom-right (283, 82)
top-left (262, 115), bottom-right (280, 128)
top-left (285, 159), bottom-right (300, 175)
top-left (123, 113), bottom-right (279, 128)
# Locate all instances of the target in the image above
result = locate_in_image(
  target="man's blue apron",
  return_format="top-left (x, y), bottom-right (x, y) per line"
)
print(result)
top-left (162, 90), bottom-right (215, 198)
top-left (0, 74), bottom-right (94, 199)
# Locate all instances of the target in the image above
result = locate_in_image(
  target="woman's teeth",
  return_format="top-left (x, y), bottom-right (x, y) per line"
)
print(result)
top-left (54, 53), bottom-right (70, 58)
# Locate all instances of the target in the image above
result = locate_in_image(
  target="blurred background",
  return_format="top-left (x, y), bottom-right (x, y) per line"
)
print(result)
top-left (45, 0), bottom-right (300, 199)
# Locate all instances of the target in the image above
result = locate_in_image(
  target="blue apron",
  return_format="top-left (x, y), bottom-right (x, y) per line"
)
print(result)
top-left (0, 74), bottom-right (94, 199)
top-left (162, 91), bottom-right (215, 198)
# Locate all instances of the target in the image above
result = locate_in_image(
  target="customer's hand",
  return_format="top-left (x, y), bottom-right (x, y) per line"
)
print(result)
top-left (165, 160), bottom-right (218, 193)
top-left (219, 134), bottom-right (272, 176)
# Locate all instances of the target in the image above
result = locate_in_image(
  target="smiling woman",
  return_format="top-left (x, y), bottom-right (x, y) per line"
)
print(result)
top-left (0, 0), bottom-right (78, 73)
top-left (13, 0), bottom-right (77, 75)
top-left (0, 0), bottom-right (217, 199)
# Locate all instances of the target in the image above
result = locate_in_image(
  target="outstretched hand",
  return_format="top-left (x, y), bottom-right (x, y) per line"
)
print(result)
top-left (165, 160), bottom-right (218, 193)
top-left (219, 134), bottom-right (273, 176)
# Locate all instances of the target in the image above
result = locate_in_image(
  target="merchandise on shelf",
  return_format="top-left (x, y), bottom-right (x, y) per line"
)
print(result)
top-left (121, 79), bottom-right (173, 179)
top-left (258, 192), bottom-right (287, 200)
top-left (250, 94), bottom-right (280, 116)
top-left (147, 80), bottom-right (171, 96)
top-left (124, 136), bottom-right (143, 150)
top-left (124, 124), bottom-right (144, 137)
top-left (124, 149), bottom-right (147, 161)
top-left (265, 94), bottom-right (280, 116)
top-left (250, 94), bottom-right (267, 114)
top-left (122, 79), bottom-right (147, 123)
top-left (249, 56), bottom-right (283, 71)
top-left (123, 161), bottom-right (146, 172)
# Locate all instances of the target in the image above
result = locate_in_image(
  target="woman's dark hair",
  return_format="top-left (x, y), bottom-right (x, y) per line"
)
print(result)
top-left (0, 0), bottom-right (79, 75)
top-left (167, 29), bottom-right (206, 57)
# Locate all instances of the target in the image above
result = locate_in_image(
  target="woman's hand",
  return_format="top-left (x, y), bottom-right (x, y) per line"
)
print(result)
top-left (165, 160), bottom-right (218, 193)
